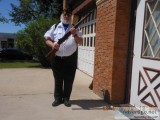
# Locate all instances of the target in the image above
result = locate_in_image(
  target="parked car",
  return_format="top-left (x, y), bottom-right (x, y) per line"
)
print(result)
top-left (0, 48), bottom-right (33, 61)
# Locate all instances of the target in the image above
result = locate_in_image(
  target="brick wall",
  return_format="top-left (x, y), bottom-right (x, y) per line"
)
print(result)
top-left (93, 0), bottom-right (131, 104)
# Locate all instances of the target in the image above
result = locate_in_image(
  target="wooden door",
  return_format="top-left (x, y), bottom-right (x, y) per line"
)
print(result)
top-left (130, 0), bottom-right (160, 110)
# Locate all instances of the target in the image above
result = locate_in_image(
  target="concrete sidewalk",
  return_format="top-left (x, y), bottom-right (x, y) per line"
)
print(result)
top-left (0, 68), bottom-right (117, 120)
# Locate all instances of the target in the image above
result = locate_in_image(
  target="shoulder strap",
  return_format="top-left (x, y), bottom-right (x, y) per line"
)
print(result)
top-left (55, 24), bottom-right (58, 30)
top-left (54, 21), bottom-right (61, 30)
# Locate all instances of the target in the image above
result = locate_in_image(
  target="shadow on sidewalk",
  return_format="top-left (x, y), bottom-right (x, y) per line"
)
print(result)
top-left (71, 99), bottom-right (110, 110)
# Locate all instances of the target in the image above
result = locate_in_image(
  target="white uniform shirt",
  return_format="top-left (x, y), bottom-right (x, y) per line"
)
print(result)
top-left (44, 22), bottom-right (82, 57)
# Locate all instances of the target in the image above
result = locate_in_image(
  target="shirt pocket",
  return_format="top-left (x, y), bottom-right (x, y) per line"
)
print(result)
top-left (53, 28), bottom-right (63, 40)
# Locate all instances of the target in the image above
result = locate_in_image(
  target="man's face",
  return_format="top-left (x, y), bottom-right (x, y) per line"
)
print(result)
top-left (62, 13), bottom-right (72, 22)
top-left (61, 13), bottom-right (71, 24)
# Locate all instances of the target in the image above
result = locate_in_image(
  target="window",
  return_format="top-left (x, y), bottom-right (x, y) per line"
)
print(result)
top-left (8, 38), bottom-right (14, 48)
top-left (142, 0), bottom-right (160, 59)
top-left (1, 41), bottom-right (7, 48)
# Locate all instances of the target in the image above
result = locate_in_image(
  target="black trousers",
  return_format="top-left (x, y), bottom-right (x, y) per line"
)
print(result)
top-left (51, 51), bottom-right (77, 100)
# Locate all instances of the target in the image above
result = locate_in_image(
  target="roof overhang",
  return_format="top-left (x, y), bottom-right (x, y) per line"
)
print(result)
top-left (69, 0), bottom-right (96, 16)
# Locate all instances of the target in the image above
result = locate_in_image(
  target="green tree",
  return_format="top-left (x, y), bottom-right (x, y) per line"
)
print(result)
top-left (0, 0), bottom-right (8, 23)
top-left (15, 17), bottom-right (58, 67)
top-left (10, 0), bottom-right (63, 67)
top-left (15, 30), bottom-right (33, 52)
top-left (0, 13), bottom-right (8, 23)
top-left (9, 0), bottom-right (63, 25)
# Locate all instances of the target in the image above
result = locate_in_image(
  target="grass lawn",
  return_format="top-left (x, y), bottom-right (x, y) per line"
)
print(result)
top-left (0, 60), bottom-right (42, 68)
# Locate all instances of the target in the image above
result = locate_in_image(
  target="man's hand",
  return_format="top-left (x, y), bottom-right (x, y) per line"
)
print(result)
top-left (69, 27), bottom-right (83, 45)
top-left (52, 42), bottom-right (60, 50)
top-left (45, 39), bottom-right (60, 50)
top-left (70, 27), bottom-right (77, 36)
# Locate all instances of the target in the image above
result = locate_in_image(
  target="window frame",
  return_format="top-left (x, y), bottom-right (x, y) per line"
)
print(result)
top-left (141, 0), bottom-right (160, 61)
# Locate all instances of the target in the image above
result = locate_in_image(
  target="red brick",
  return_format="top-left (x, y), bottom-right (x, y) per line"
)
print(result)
top-left (93, 0), bottom-right (131, 104)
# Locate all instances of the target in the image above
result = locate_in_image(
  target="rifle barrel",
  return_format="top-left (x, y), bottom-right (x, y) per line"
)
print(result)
top-left (46, 9), bottom-right (94, 61)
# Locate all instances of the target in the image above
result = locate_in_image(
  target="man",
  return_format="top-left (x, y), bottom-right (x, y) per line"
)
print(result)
top-left (44, 9), bottom-right (82, 107)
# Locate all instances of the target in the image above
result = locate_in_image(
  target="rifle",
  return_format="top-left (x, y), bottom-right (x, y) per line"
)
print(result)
top-left (46, 10), bottom-right (94, 61)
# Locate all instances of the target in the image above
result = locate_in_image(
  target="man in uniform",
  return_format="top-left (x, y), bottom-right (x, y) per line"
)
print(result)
top-left (44, 9), bottom-right (82, 107)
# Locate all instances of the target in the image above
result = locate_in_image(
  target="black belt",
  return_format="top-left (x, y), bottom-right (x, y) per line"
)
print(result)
top-left (55, 51), bottom-right (77, 59)
top-left (55, 55), bottom-right (70, 59)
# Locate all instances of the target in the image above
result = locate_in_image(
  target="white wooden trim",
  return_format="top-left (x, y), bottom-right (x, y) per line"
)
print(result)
top-left (78, 10), bottom-right (96, 77)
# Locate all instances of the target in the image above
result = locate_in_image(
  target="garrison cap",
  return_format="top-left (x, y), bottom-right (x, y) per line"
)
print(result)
top-left (62, 8), bottom-right (72, 14)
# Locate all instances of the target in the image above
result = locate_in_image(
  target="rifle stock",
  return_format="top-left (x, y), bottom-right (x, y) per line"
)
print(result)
top-left (45, 49), bottom-right (57, 61)
top-left (46, 10), bottom-right (94, 61)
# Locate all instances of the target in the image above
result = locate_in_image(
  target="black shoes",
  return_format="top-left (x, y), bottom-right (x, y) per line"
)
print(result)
top-left (52, 99), bottom-right (63, 107)
top-left (63, 98), bottom-right (71, 107)
top-left (52, 98), bottom-right (71, 107)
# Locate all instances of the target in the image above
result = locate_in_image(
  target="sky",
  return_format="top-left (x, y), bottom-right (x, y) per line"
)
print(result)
top-left (0, 0), bottom-right (25, 33)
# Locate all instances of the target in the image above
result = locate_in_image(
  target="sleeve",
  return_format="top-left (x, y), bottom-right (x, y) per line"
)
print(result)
top-left (44, 24), bottom-right (56, 40)
top-left (76, 27), bottom-right (82, 37)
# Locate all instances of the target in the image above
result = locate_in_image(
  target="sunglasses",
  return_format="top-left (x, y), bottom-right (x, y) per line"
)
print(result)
top-left (63, 13), bottom-right (71, 16)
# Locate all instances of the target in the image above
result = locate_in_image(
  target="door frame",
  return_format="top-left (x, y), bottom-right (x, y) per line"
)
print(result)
top-left (124, 0), bottom-right (138, 103)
